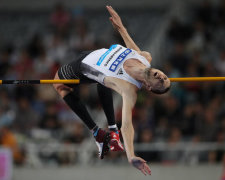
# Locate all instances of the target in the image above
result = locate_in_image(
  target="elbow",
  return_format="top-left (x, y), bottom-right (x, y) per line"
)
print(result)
top-left (148, 53), bottom-right (152, 62)
top-left (141, 51), bottom-right (152, 62)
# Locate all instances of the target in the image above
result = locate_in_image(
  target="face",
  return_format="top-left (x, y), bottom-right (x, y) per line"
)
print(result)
top-left (144, 68), bottom-right (170, 91)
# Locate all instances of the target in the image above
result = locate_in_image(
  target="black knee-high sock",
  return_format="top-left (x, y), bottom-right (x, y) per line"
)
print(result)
top-left (63, 89), bottom-right (96, 130)
top-left (97, 84), bottom-right (116, 126)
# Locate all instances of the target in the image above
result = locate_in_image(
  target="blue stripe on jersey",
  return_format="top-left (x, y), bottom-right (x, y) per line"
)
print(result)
top-left (109, 48), bottom-right (132, 72)
top-left (96, 44), bottom-right (118, 66)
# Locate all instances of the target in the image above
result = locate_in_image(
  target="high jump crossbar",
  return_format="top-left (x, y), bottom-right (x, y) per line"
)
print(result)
top-left (169, 77), bottom-right (225, 82)
top-left (0, 80), bottom-right (80, 85)
top-left (0, 77), bottom-right (225, 85)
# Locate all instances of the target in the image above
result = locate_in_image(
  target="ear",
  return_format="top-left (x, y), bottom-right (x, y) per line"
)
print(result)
top-left (147, 85), bottom-right (152, 91)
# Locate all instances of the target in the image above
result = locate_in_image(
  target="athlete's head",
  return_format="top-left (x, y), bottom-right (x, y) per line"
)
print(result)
top-left (143, 68), bottom-right (171, 94)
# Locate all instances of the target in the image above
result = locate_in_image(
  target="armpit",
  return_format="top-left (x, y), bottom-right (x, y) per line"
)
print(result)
top-left (104, 76), bottom-right (138, 96)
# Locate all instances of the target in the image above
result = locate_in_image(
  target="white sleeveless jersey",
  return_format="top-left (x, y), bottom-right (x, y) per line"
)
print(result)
top-left (81, 44), bottom-right (151, 89)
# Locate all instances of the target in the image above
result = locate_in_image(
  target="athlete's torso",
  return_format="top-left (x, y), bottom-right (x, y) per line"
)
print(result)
top-left (81, 44), bottom-right (151, 89)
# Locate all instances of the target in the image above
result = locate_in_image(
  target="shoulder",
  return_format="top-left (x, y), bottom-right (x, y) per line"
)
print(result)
top-left (137, 51), bottom-right (152, 63)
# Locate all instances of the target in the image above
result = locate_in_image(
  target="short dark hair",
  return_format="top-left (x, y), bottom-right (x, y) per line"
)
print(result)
top-left (151, 85), bottom-right (171, 94)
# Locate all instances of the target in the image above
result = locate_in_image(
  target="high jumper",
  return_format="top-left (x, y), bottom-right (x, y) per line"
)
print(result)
top-left (53, 5), bottom-right (171, 175)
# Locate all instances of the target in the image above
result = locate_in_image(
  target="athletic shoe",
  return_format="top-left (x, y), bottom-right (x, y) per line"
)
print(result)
top-left (109, 131), bottom-right (124, 151)
top-left (94, 129), bottom-right (110, 159)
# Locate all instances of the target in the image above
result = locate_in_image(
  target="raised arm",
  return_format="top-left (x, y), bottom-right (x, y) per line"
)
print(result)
top-left (106, 6), bottom-right (152, 63)
top-left (106, 5), bottom-right (140, 51)
top-left (121, 90), bottom-right (151, 175)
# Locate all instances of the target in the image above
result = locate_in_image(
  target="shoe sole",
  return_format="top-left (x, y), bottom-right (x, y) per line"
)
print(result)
top-left (100, 132), bottom-right (110, 159)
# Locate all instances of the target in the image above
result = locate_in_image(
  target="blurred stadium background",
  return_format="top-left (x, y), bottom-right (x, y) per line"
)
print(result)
top-left (0, 0), bottom-right (224, 179)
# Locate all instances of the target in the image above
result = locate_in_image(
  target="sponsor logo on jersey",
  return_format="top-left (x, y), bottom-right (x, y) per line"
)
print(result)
top-left (117, 68), bottom-right (123, 75)
top-left (104, 47), bottom-right (122, 66)
top-left (109, 49), bottom-right (132, 72)
top-left (97, 44), bottom-right (118, 66)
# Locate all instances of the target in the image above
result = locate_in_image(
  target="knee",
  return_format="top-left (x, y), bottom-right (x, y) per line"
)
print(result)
top-left (53, 72), bottom-right (59, 90)
top-left (53, 83), bottom-right (60, 92)
top-left (53, 71), bottom-right (73, 98)
top-left (53, 83), bottom-right (62, 95)
top-left (54, 84), bottom-right (72, 97)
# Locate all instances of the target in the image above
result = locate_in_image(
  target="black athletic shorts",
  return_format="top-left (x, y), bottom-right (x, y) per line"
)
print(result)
top-left (58, 51), bottom-right (97, 88)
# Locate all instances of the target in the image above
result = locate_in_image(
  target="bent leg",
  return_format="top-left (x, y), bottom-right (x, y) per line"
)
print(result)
top-left (53, 72), bottom-right (96, 130)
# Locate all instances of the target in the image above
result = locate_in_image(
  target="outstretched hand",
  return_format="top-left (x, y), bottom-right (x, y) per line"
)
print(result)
top-left (106, 5), bottom-right (125, 31)
top-left (130, 156), bottom-right (151, 176)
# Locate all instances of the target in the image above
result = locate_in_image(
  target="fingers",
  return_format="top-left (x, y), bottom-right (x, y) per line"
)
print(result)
top-left (140, 168), bottom-right (147, 176)
top-left (106, 6), bottom-right (113, 16)
top-left (139, 163), bottom-right (151, 176)
top-left (130, 157), bottom-right (151, 176)
top-left (106, 5), bottom-right (113, 12)
top-left (106, 5), bottom-right (113, 15)
top-left (138, 161), bottom-right (151, 176)
top-left (106, 5), bottom-right (118, 17)
top-left (144, 163), bottom-right (151, 175)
